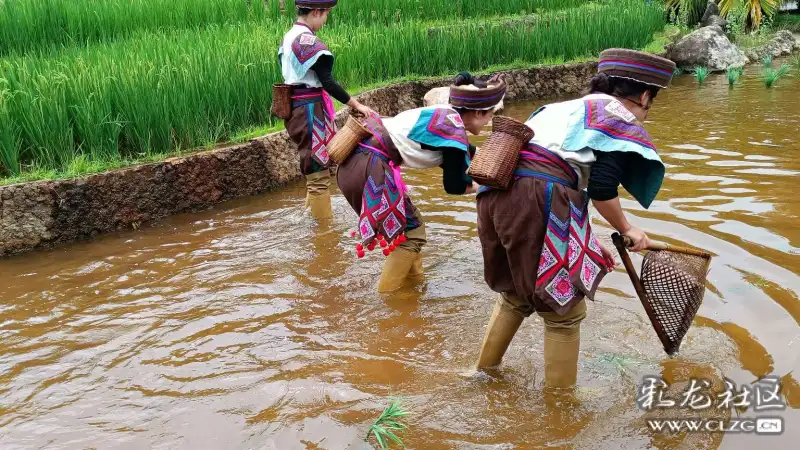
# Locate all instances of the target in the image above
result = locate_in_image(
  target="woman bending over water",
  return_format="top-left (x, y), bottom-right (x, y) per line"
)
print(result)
top-left (337, 73), bottom-right (504, 292)
top-left (475, 49), bottom-right (676, 389)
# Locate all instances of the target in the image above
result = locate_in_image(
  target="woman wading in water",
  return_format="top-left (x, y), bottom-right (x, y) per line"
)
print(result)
top-left (338, 73), bottom-right (505, 292)
top-left (279, 0), bottom-right (375, 220)
top-left (475, 49), bottom-right (676, 389)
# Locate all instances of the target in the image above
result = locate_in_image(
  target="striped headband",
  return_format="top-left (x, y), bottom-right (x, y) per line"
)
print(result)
top-left (598, 49), bottom-right (676, 89)
top-left (296, 0), bottom-right (338, 8)
top-left (449, 79), bottom-right (507, 110)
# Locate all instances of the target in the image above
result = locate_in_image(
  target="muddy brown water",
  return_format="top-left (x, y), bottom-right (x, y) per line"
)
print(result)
top-left (2, 65), bottom-right (799, 449)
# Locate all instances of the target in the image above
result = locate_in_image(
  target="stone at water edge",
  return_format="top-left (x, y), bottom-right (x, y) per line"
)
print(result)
top-left (422, 86), bottom-right (505, 111)
top-left (743, 30), bottom-right (799, 62)
top-left (667, 25), bottom-right (748, 72)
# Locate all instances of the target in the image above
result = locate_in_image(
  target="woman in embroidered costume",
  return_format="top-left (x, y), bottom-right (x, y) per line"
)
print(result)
top-left (279, 0), bottom-right (375, 220)
top-left (475, 49), bottom-right (677, 389)
top-left (337, 73), bottom-right (505, 293)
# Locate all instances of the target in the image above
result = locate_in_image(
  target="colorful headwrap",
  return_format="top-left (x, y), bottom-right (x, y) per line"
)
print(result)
top-left (448, 77), bottom-right (507, 111)
top-left (296, 0), bottom-right (338, 8)
top-left (598, 49), bottom-right (676, 89)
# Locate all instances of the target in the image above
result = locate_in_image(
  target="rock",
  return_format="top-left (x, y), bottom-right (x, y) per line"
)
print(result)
top-left (422, 86), bottom-right (505, 111)
top-left (700, 1), bottom-right (721, 27)
top-left (742, 30), bottom-right (798, 63)
top-left (707, 15), bottom-right (728, 30)
top-left (668, 25), bottom-right (747, 71)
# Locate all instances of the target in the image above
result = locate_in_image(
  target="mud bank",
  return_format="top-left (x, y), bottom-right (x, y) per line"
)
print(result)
top-left (0, 62), bottom-right (597, 257)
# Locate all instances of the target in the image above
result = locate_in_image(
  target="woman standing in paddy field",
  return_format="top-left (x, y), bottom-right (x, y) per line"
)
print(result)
top-left (279, 0), bottom-right (376, 220)
top-left (337, 73), bottom-right (505, 293)
top-left (475, 49), bottom-right (677, 389)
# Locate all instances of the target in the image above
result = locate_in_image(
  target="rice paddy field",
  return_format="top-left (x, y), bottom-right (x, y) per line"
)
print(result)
top-left (0, 0), bottom-right (667, 181)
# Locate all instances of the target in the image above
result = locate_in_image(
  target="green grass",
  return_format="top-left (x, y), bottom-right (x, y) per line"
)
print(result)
top-left (0, 0), bottom-right (666, 179)
top-left (791, 53), bottom-right (800, 69)
top-left (775, 13), bottom-right (800, 33)
top-left (641, 24), bottom-right (686, 55)
top-left (763, 63), bottom-right (791, 87)
top-left (0, 0), bottom-right (585, 56)
top-left (727, 66), bottom-right (744, 86)
top-left (366, 399), bottom-right (409, 449)
top-left (763, 54), bottom-right (774, 67)
top-left (694, 66), bottom-right (710, 85)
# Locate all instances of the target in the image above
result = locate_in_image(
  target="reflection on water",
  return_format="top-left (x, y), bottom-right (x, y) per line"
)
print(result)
top-left (1, 63), bottom-right (799, 448)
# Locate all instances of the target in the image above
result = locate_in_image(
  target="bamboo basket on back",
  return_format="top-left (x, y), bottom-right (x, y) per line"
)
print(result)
top-left (468, 116), bottom-right (534, 189)
top-left (612, 233), bottom-right (713, 355)
top-left (270, 84), bottom-right (294, 120)
top-left (328, 113), bottom-right (372, 164)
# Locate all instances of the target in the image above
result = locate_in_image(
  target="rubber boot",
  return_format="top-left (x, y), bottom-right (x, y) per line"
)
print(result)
top-left (307, 190), bottom-right (333, 220)
top-left (408, 253), bottom-right (423, 277)
top-left (544, 326), bottom-right (581, 389)
top-left (377, 248), bottom-right (419, 293)
top-left (476, 300), bottom-right (524, 369)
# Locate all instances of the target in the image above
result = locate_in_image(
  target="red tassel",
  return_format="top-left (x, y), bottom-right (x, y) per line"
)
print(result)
top-left (376, 234), bottom-right (384, 242)
top-left (357, 250), bottom-right (366, 258)
top-left (383, 248), bottom-right (391, 256)
top-left (380, 240), bottom-right (388, 248)
top-left (367, 242), bottom-right (376, 251)
top-left (350, 231), bottom-right (357, 238)
top-left (389, 244), bottom-right (396, 251)
top-left (356, 244), bottom-right (363, 251)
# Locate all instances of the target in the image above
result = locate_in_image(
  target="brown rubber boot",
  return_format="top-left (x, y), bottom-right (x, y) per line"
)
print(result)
top-left (305, 170), bottom-right (332, 220)
top-left (543, 325), bottom-right (581, 389)
top-left (307, 190), bottom-right (333, 220)
top-left (377, 248), bottom-right (419, 293)
top-left (408, 253), bottom-right (423, 277)
top-left (476, 300), bottom-right (524, 369)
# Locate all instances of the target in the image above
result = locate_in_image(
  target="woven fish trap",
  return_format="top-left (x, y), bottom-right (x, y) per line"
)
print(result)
top-left (612, 233), bottom-right (712, 355)
top-left (270, 84), bottom-right (293, 120)
top-left (328, 114), bottom-right (372, 164)
top-left (468, 116), bottom-right (534, 190)
top-left (640, 249), bottom-right (711, 354)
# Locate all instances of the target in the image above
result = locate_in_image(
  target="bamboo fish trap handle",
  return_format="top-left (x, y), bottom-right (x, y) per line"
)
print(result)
top-left (618, 235), bottom-right (712, 258)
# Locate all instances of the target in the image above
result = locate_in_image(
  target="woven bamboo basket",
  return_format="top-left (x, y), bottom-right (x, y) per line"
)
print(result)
top-left (468, 116), bottom-right (534, 189)
top-left (328, 114), bottom-right (372, 164)
top-left (270, 84), bottom-right (293, 120)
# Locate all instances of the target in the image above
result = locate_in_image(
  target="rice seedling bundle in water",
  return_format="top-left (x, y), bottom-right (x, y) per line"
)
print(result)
top-left (726, 66), bottom-right (743, 86)
top-left (0, 0), bottom-right (665, 177)
top-left (366, 400), bottom-right (408, 450)
top-left (763, 63), bottom-right (791, 88)
top-left (0, 0), bottom-right (584, 56)
top-left (694, 66), bottom-right (710, 85)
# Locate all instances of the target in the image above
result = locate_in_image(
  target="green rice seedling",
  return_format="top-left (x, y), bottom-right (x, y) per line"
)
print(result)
top-left (763, 64), bottom-right (791, 88)
top-left (0, 0), bottom-right (666, 179)
top-left (694, 67), bottom-right (710, 85)
top-left (0, 0), bottom-right (586, 56)
top-left (790, 54), bottom-right (800, 70)
top-left (726, 66), bottom-right (743, 86)
top-left (366, 399), bottom-right (409, 449)
top-left (762, 54), bottom-right (773, 68)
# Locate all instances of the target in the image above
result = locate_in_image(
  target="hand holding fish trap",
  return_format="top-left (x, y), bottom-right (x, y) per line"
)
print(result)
top-left (611, 233), bottom-right (713, 355)
top-left (328, 112), bottom-right (372, 164)
top-left (467, 116), bottom-right (534, 190)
